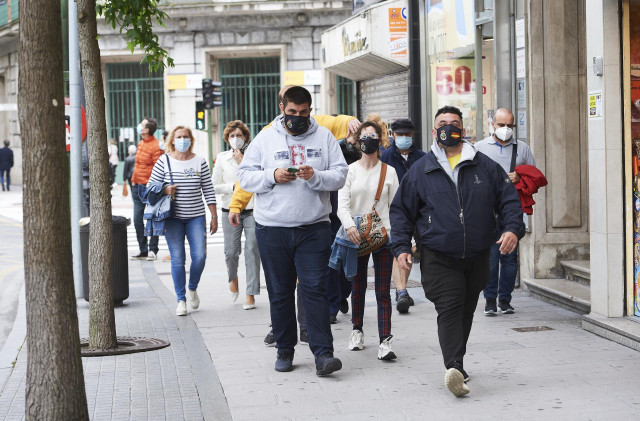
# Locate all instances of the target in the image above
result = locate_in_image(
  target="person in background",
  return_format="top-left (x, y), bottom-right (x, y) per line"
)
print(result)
top-left (212, 120), bottom-right (261, 310)
top-left (123, 144), bottom-right (137, 191)
top-left (108, 139), bottom-right (119, 187)
top-left (338, 121), bottom-right (399, 361)
top-left (365, 113), bottom-right (391, 151)
top-left (147, 126), bottom-right (218, 316)
top-left (381, 118), bottom-right (427, 314)
top-left (475, 107), bottom-right (536, 316)
top-left (131, 117), bottom-right (163, 261)
top-left (0, 140), bottom-right (14, 191)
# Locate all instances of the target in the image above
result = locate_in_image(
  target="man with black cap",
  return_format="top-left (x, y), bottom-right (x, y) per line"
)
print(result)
top-left (381, 118), bottom-right (426, 314)
top-left (390, 106), bottom-right (524, 397)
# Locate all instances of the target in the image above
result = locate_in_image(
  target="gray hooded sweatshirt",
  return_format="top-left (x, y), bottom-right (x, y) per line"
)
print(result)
top-left (237, 115), bottom-right (348, 227)
top-left (431, 140), bottom-right (477, 188)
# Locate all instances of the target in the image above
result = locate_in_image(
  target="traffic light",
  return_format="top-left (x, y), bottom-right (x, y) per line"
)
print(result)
top-left (195, 101), bottom-right (205, 130)
top-left (202, 78), bottom-right (222, 109)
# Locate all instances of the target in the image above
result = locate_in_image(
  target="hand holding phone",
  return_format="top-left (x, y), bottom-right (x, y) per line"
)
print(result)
top-left (286, 167), bottom-right (299, 173)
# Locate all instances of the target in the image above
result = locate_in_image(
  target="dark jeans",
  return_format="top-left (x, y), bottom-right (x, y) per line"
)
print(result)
top-left (483, 240), bottom-right (518, 303)
top-left (326, 267), bottom-right (351, 317)
top-left (420, 247), bottom-right (490, 370)
top-left (255, 221), bottom-right (334, 357)
top-left (131, 184), bottom-right (159, 254)
top-left (0, 168), bottom-right (9, 188)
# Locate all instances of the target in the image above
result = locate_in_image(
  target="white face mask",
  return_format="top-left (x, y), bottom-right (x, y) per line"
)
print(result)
top-left (494, 126), bottom-right (513, 142)
top-left (229, 137), bottom-right (245, 150)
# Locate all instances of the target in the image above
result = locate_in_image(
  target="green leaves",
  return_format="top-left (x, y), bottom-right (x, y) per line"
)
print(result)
top-left (97, 0), bottom-right (174, 72)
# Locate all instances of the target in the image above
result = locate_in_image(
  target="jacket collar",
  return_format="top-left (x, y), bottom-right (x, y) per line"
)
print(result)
top-left (424, 141), bottom-right (477, 173)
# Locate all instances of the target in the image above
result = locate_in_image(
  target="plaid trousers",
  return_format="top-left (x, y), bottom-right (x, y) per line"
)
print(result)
top-left (350, 246), bottom-right (393, 341)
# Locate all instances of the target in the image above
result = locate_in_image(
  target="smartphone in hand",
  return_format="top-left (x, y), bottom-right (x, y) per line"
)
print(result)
top-left (286, 167), bottom-right (299, 173)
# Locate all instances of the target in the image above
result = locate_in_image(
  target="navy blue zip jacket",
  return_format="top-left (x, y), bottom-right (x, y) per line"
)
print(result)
top-left (390, 144), bottom-right (525, 259)
top-left (380, 144), bottom-right (426, 182)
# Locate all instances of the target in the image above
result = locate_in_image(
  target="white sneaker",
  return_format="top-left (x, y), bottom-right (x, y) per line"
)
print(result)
top-left (147, 251), bottom-right (157, 261)
top-left (445, 368), bottom-right (470, 397)
top-left (187, 289), bottom-right (200, 310)
top-left (348, 329), bottom-right (364, 351)
top-left (176, 301), bottom-right (187, 316)
top-left (377, 336), bottom-right (397, 360)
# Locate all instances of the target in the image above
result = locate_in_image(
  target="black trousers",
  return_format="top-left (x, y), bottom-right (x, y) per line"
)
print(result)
top-left (420, 247), bottom-right (490, 369)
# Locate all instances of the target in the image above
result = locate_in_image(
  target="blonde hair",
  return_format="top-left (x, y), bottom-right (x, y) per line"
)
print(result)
top-left (222, 120), bottom-right (251, 145)
top-left (365, 113), bottom-right (390, 148)
top-left (165, 126), bottom-right (195, 153)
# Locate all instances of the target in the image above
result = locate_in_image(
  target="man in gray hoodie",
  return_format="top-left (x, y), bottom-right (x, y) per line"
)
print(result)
top-left (238, 86), bottom-right (348, 376)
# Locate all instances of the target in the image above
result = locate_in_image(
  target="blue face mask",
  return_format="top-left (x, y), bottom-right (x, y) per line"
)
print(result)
top-left (174, 137), bottom-right (191, 152)
top-left (395, 135), bottom-right (412, 150)
top-left (137, 124), bottom-right (144, 136)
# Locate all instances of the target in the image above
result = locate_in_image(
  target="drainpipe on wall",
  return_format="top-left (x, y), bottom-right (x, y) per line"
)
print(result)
top-left (408, 0), bottom-right (423, 149)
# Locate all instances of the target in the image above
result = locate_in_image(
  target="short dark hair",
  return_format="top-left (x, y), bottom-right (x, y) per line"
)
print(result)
top-left (3, 140), bottom-right (8, 147)
top-left (144, 117), bottom-right (158, 135)
top-left (434, 106), bottom-right (463, 122)
top-left (282, 86), bottom-right (312, 108)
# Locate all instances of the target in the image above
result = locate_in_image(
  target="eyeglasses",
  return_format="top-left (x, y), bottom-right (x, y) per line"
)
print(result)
top-left (360, 133), bottom-right (379, 139)
top-left (495, 123), bottom-right (516, 129)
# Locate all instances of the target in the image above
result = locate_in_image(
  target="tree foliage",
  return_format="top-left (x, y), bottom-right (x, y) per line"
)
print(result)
top-left (96, 0), bottom-right (174, 72)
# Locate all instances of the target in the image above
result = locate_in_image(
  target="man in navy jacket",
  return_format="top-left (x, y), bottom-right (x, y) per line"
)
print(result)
top-left (390, 106), bottom-right (524, 397)
top-left (0, 140), bottom-right (14, 191)
top-left (381, 118), bottom-right (426, 314)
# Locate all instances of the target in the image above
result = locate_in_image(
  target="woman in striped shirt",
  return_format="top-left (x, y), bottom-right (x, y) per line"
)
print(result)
top-left (148, 126), bottom-right (218, 316)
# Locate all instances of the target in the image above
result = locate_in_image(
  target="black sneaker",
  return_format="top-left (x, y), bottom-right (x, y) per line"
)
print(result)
top-left (315, 352), bottom-right (342, 376)
top-left (330, 314), bottom-right (338, 324)
top-left (499, 300), bottom-right (515, 314)
top-left (131, 252), bottom-right (148, 260)
top-left (300, 330), bottom-right (309, 344)
top-left (484, 299), bottom-right (497, 316)
top-left (339, 299), bottom-right (349, 314)
top-left (275, 351), bottom-right (294, 372)
top-left (396, 291), bottom-right (410, 314)
top-left (264, 330), bottom-right (276, 346)
top-left (408, 294), bottom-right (415, 306)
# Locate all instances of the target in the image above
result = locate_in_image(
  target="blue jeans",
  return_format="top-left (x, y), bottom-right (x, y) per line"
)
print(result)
top-left (483, 240), bottom-right (518, 303)
top-left (164, 215), bottom-right (207, 302)
top-left (132, 184), bottom-right (159, 254)
top-left (255, 222), bottom-right (334, 357)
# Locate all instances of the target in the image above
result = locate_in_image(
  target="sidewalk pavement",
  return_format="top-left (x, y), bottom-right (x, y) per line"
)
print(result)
top-left (1, 185), bottom-right (640, 420)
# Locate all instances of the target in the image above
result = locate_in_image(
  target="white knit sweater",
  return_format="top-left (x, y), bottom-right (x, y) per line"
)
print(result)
top-left (337, 160), bottom-right (399, 236)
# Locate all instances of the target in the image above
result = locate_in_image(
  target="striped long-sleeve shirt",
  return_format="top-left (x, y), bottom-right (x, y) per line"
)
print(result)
top-left (148, 154), bottom-right (216, 219)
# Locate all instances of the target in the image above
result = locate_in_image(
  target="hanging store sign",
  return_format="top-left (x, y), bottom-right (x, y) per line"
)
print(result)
top-left (388, 7), bottom-right (408, 58)
top-left (321, 0), bottom-right (409, 81)
top-left (284, 70), bottom-right (323, 86)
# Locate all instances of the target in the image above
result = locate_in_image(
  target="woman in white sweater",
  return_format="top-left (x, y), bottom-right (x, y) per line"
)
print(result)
top-left (212, 120), bottom-right (261, 310)
top-left (337, 121), bottom-right (399, 360)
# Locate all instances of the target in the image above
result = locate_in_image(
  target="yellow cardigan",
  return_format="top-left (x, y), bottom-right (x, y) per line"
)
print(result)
top-left (228, 114), bottom-right (357, 213)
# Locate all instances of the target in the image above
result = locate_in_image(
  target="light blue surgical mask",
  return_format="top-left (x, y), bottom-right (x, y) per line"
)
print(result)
top-left (174, 137), bottom-right (191, 152)
top-left (395, 136), bottom-right (412, 150)
top-left (136, 124), bottom-right (144, 136)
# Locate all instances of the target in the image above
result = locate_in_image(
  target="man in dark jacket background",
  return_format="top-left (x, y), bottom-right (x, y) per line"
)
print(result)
top-left (390, 106), bottom-right (525, 398)
top-left (381, 118), bottom-right (426, 314)
top-left (0, 140), bottom-right (14, 191)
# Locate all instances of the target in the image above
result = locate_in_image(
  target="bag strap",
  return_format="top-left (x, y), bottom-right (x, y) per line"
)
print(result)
top-left (372, 163), bottom-right (387, 210)
top-left (165, 154), bottom-right (174, 185)
top-left (509, 141), bottom-right (518, 173)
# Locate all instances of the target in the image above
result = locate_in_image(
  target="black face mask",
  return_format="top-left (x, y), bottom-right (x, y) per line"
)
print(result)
top-left (359, 136), bottom-right (380, 155)
top-left (436, 124), bottom-right (463, 147)
top-left (284, 114), bottom-right (309, 136)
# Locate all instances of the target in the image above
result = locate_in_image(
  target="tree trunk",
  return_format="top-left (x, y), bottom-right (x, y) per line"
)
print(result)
top-left (18, 0), bottom-right (89, 418)
top-left (76, 0), bottom-right (118, 349)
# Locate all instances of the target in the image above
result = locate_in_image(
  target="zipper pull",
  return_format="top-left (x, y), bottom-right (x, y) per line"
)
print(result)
top-left (459, 209), bottom-right (464, 225)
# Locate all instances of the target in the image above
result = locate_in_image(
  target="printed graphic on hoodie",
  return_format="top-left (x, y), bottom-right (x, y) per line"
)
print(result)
top-left (290, 145), bottom-right (306, 165)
